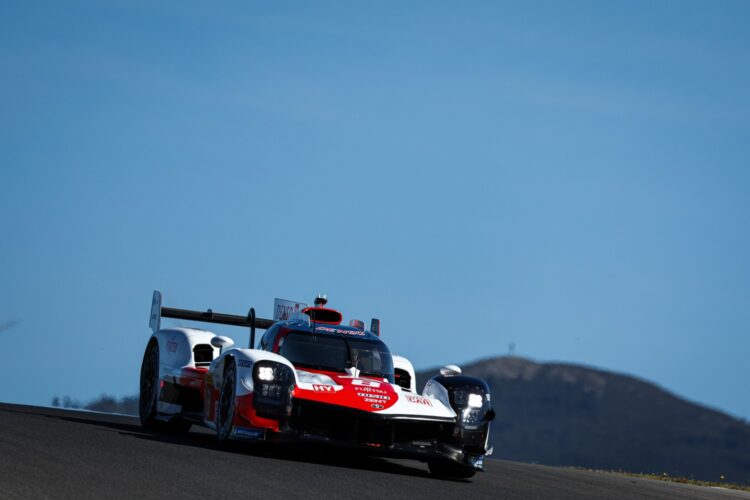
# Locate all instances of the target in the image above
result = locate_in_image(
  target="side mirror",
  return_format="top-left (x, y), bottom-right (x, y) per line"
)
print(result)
top-left (211, 336), bottom-right (234, 353)
top-left (440, 364), bottom-right (462, 376)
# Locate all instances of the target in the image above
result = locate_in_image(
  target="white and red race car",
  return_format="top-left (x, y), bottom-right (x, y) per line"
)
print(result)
top-left (140, 291), bottom-right (495, 478)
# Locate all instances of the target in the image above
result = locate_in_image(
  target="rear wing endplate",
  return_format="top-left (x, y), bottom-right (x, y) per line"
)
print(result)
top-left (149, 290), bottom-right (274, 347)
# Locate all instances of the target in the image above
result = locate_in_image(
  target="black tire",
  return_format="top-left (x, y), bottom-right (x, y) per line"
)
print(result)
top-left (139, 339), bottom-right (193, 434)
top-left (216, 359), bottom-right (237, 444)
top-left (428, 459), bottom-right (477, 479)
top-left (139, 340), bottom-right (160, 429)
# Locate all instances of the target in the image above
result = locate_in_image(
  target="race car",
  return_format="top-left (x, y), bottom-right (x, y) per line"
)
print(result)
top-left (139, 291), bottom-right (495, 479)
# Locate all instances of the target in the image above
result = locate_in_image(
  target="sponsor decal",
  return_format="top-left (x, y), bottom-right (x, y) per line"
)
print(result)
top-left (313, 384), bottom-right (335, 393)
top-left (274, 298), bottom-right (308, 321)
top-left (371, 404), bottom-right (384, 409)
top-left (405, 394), bottom-right (433, 407)
top-left (166, 338), bottom-right (178, 353)
top-left (238, 360), bottom-right (253, 368)
top-left (316, 326), bottom-right (365, 336)
top-left (357, 393), bottom-right (389, 400)
top-left (351, 379), bottom-right (381, 388)
top-left (232, 427), bottom-right (266, 440)
top-left (355, 386), bottom-right (388, 395)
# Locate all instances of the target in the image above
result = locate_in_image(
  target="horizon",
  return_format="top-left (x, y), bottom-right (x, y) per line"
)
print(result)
top-left (49, 350), bottom-right (750, 424)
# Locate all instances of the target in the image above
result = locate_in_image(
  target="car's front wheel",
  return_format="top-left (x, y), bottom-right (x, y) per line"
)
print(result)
top-left (216, 359), bottom-right (237, 444)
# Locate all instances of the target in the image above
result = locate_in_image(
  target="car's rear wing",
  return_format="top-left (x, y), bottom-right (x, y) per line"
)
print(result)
top-left (149, 290), bottom-right (274, 347)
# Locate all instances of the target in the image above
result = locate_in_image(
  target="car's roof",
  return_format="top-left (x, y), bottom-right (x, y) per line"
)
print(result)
top-left (274, 319), bottom-right (384, 343)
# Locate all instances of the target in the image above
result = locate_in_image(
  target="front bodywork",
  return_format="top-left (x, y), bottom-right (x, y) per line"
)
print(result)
top-left (199, 346), bottom-right (489, 469)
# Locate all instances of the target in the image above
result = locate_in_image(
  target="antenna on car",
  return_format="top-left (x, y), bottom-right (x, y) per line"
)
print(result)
top-left (311, 293), bottom-right (327, 336)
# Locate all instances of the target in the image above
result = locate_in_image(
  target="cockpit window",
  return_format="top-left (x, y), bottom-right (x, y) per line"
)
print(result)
top-left (258, 324), bottom-right (278, 351)
top-left (278, 332), bottom-right (394, 382)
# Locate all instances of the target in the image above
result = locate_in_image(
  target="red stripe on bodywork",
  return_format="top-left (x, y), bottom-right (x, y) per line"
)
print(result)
top-left (294, 369), bottom-right (398, 412)
top-left (179, 366), bottom-right (208, 392)
top-left (234, 394), bottom-right (281, 431)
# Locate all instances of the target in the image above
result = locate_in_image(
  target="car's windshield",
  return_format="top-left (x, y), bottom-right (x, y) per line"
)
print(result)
top-left (278, 332), bottom-right (394, 382)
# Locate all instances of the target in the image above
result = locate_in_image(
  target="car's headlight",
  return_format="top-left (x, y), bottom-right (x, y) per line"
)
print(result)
top-left (450, 387), bottom-right (489, 427)
top-left (253, 362), bottom-right (294, 401)
top-left (451, 388), bottom-right (484, 407)
top-left (257, 366), bottom-right (275, 381)
top-left (467, 393), bottom-right (484, 408)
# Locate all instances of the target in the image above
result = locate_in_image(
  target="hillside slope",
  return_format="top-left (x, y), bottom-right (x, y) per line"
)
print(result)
top-left (417, 357), bottom-right (750, 485)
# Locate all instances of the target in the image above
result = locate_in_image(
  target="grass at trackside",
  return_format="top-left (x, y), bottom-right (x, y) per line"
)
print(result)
top-left (570, 467), bottom-right (750, 492)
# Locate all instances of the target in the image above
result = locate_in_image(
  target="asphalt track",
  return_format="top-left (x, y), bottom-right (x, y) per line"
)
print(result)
top-left (0, 403), bottom-right (747, 500)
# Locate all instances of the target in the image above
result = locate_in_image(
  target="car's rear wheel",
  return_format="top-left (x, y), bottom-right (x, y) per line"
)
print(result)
top-left (427, 459), bottom-right (477, 479)
top-left (139, 339), bottom-right (192, 434)
top-left (139, 340), bottom-right (160, 429)
top-left (216, 359), bottom-right (237, 444)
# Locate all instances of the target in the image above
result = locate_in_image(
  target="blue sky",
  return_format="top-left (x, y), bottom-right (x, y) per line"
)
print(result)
top-left (1, 1), bottom-right (749, 419)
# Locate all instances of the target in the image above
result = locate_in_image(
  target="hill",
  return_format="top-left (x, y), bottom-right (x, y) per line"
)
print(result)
top-left (417, 356), bottom-right (750, 485)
